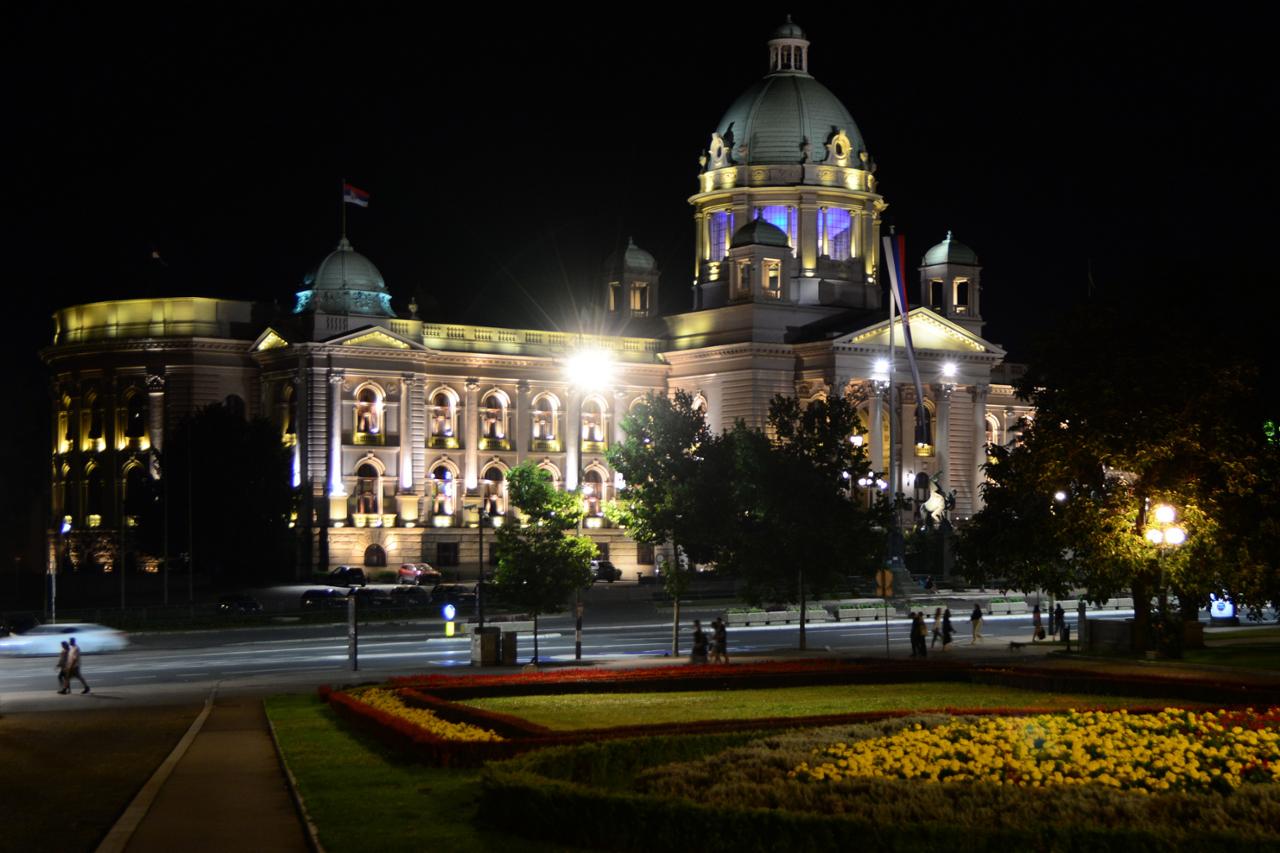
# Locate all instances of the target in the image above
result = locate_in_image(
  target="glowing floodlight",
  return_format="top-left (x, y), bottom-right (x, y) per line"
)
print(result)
top-left (1164, 526), bottom-right (1186, 546)
top-left (1145, 528), bottom-right (1165, 545)
top-left (565, 349), bottom-right (615, 389)
top-left (941, 362), bottom-right (957, 378)
top-left (1153, 504), bottom-right (1176, 524)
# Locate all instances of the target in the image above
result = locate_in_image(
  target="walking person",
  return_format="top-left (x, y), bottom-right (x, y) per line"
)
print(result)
top-left (969, 604), bottom-right (984, 643)
top-left (911, 612), bottom-right (928, 658)
top-left (690, 620), bottom-right (709, 665)
top-left (55, 640), bottom-right (70, 694)
top-left (1054, 604), bottom-right (1065, 640)
top-left (711, 616), bottom-right (728, 664)
top-left (942, 608), bottom-right (954, 651)
top-left (1032, 604), bottom-right (1044, 642)
top-left (930, 607), bottom-right (943, 648)
top-left (66, 636), bottom-right (90, 694)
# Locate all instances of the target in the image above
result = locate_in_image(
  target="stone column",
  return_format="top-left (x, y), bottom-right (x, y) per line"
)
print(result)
top-left (612, 389), bottom-right (628, 489)
top-left (972, 384), bottom-right (990, 510)
top-left (515, 379), bottom-right (530, 463)
top-left (869, 382), bottom-right (885, 475)
top-left (146, 374), bottom-right (165, 453)
top-left (935, 383), bottom-right (953, 493)
top-left (798, 194), bottom-right (819, 274)
top-left (399, 374), bottom-right (413, 492)
top-left (463, 378), bottom-right (479, 490)
top-left (327, 371), bottom-right (346, 525)
top-left (565, 386), bottom-right (583, 492)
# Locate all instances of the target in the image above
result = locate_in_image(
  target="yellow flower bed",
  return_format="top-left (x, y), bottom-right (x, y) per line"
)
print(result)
top-left (358, 688), bottom-right (505, 742)
top-left (791, 708), bottom-right (1280, 794)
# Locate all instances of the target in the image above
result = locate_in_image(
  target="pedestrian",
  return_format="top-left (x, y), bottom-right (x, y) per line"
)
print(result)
top-left (930, 607), bottom-right (943, 648)
top-left (66, 637), bottom-right (90, 693)
top-left (1054, 604), bottom-right (1065, 639)
top-left (1032, 604), bottom-right (1043, 642)
top-left (690, 620), bottom-right (709, 665)
top-left (55, 640), bottom-right (70, 694)
top-left (942, 608), bottom-right (954, 650)
top-left (970, 604), bottom-right (984, 643)
top-left (711, 616), bottom-right (728, 664)
top-left (912, 612), bottom-right (928, 658)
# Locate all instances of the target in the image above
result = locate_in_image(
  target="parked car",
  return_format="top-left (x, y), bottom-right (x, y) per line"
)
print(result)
top-left (300, 588), bottom-right (349, 610)
top-left (390, 585), bottom-right (433, 607)
top-left (327, 566), bottom-right (367, 587)
top-left (350, 587), bottom-right (392, 608)
top-left (218, 594), bottom-right (263, 615)
top-left (591, 559), bottom-right (622, 583)
top-left (0, 622), bottom-right (129, 656)
top-left (430, 583), bottom-right (478, 608)
top-left (397, 562), bottom-right (442, 585)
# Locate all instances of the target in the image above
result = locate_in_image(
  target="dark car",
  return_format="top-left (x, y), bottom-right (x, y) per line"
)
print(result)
top-left (328, 566), bottom-right (367, 587)
top-left (218, 594), bottom-right (262, 615)
top-left (430, 583), bottom-right (478, 608)
top-left (350, 587), bottom-right (392, 608)
top-left (300, 588), bottom-right (348, 609)
top-left (591, 560), bottom-right (622, 583)
top-left (397, 562), bottom-right (442, 585)
top-left (390, 586), bottom-right (432, 607)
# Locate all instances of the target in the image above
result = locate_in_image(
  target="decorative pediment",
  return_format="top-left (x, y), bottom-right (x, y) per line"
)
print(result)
top-left (325, 326), bottom-right (423, 350)
top-left (837, 308), bottom-right (1005, 356)
top-left (252, 328), bottom-right (290, 352)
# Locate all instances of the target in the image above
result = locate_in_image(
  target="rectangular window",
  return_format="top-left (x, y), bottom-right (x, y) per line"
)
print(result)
top-left (737, 260), bottom-right (752, 296)
top-left (930, 280), bottom-right (945, 310)
top-left (608, 281), bottom-right (621, 312)
top-left (630, 282), bottom-right (649, 314)
top-left (436, 542), bottom-right (459, 567)
top-left (823, 208), bottom-right (852, 260)
top-left (636, 543), bottom-right (655, 565)
top-left (953, 278), bottom-right (970, 314)
top-left (758, 205), bottom-right (796, 253)
top-left (708, 210), bottom-right (733, 260)
top-left (764, 260), bottom-right (782, 298)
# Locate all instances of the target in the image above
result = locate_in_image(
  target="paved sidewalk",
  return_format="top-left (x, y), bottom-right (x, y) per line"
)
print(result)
top-left (113, 696), bottom-right (309, 853)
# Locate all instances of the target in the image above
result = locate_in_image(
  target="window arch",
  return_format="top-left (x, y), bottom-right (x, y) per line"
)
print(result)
top-left (581, 395), bottom-right (608, 447)
top-left (124, 389), bottom-right (147, 439)
top-left (532, 393), bottom-right (560, 446)
top-left (985, 413), bottom-right (1002, 450)
top-left (480, 389), bottom-right (509, 445)
top-left (279, 383), bottom-right (297, 441)
top-left (363, 544), bottom-right (387, 567)
top-left (354, 461), bottom-right (381, 515)
top-left (353, 383), bottom-right (384, 440)
top-left (582, 466), bottom-right (607, 516)
top-left (85, 462), bottom-right (106, 522)
top-left (123, 462), bottom-right (149, 519)
top-left (427, 387), bottom-right (459, 446)
top-left (536, 461), bottom-right (562, 490)
top-left (914, 400), bottom-right (935, 457)
top-left (86, 392), bottom-right (105, 449)
top-left (429, 464), bottom-right (457, 516)
top-left (481, 464), bottom-right (507, 516)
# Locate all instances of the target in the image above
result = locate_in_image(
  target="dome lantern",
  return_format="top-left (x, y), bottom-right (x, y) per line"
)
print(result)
top-left (768, 16), bottom-right (810, 74)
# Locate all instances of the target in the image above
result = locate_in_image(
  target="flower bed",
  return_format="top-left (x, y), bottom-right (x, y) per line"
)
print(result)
top-left (792, 707), bottom-right (1280, 794)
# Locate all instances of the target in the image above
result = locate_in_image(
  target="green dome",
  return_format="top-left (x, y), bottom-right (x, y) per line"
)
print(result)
top-left (771, 17), bottom-right (806, 39)
top-left (294, 238), bottom-right (395, 317)
top-left (731, 217), bottom-right (789, 249)
top-left (605, 237), bottom-right (658, 275)
top-left (713, 72), bottom-right (864, 167)
top-left (922, 231), bottom-right (979, 266)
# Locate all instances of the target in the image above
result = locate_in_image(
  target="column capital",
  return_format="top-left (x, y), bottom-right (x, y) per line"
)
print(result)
top-left (465, 377), bottom-right (480, 392)
top-left (145, 374), bottom-right (166, 393)
top-left (517, 378), bottom-right (531, 393)
top-left (328, 370), bottom-right (345, 385)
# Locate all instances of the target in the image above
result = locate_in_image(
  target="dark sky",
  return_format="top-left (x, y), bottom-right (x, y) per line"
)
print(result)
top-left (9, 5), bottom-right (1275, 372)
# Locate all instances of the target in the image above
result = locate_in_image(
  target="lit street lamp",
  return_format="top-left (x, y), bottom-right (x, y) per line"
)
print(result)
top-left (1145, 502), bottom-right (1186, 617)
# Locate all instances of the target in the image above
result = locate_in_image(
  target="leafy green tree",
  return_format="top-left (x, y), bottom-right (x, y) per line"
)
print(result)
top-left (714, 394), bottom-right (888, 649)
top-left (607, 390), bottom-right (722, 654)
top-left (493, 462), bottom-right (595, 663)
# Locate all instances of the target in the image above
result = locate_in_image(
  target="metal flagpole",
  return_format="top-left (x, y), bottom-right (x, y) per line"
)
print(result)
top-left (340, 177), bottom-right (347, 240)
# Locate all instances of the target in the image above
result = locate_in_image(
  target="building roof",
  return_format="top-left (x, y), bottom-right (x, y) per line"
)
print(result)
top-left (294, 238), bottom-right (395, 317)
top-left (605, 237), bottom-right (658, 275)
top-left (731, 216), bottom-right (790, 248)
top-left (922, 231), bottom-right (979, 266)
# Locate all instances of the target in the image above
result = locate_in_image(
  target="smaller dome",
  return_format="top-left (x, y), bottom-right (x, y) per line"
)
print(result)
top-left (606, 237), bottom-right (658, 274)
top-left (731, 217), bottom-right (790, 249)
top-left (771, 16), bottom-right (807, 40)
top-left (922, 231), bottom-right (979, 266)
top-left (305, 237), bottom-right (387, 291)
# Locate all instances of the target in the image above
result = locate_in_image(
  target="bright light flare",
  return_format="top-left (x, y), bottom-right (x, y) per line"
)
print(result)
top-left (1153, 504), bottom-right (1176, 524)
top-left (565, 349), bottom-right (615, 389)
top-left (941, 361), bottom-right (957, 377)
top-left (1145, 528), bottom-right (1165, 545)
top-left (1164, 526), bottom-right (1186, 546)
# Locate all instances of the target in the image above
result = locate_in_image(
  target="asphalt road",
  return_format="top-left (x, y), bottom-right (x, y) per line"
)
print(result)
top-left (0, 601), bottom-right (1138, 713)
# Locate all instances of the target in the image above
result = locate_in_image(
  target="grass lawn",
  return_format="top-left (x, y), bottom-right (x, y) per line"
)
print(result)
top-left (0, 705), bottom-right (198, 853)
top-left (264, 694), bottom-right (563, 853)
top-left (1184, 642), bottom-right (1280, 671)
top-left (461, 682), bottom-right (1184, 730)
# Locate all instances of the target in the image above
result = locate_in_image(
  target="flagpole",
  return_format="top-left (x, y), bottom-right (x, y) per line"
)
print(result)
top-left (341, 177), bottom-right (347, 241)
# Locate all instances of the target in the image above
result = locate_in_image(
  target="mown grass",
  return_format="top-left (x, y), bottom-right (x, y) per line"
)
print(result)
top-left (264, 694), bottom-right (564, 853)
top-left (1184, 642), bottom-right (1280, 671)
top-left (461, 682), bottom-right (1183, 730)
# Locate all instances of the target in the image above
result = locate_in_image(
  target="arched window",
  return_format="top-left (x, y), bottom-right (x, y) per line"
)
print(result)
top-left (480, 391), bottom-right (509, 447)
top-left (985, 413), bottom-right (1001, 449)
top-left (354, 386), bottom-right (383, 438)
top-left (581, 396), bottom-right (607, 447)
top-left (428, 389), bottom-right (459, 447)
top-left (280, 384), bottom-right (297, 441)
top-left (582, 468), bottom-right (605, 516)
top-left (355, 462), bottom-right (379, 515)
top-left (532, 395), bottom-right (559, 446)
top-left (87, 393), bottom-right (105, 445)
top-left (481, 466), bottom-right (506, 516)
top-left (363, 544), bottom-right (387, 567)
top-left (914, 401), bottom-right (935, 457)
top-left (430, 465), bottom-right (455, 516)
top-left (536, 461), bottom-right (562, 491)
top-left (124, 390), bottom-right (147, 439)
top-left (85, 463), bottom-right (106, 523)
top-left (123, 463), bottom-right (149, 518)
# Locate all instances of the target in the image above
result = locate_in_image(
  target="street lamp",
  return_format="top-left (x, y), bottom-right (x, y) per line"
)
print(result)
top-left (477, 505), bottom-right (489, 630)
top-left (1145, 502), bottom-right (1186, 617)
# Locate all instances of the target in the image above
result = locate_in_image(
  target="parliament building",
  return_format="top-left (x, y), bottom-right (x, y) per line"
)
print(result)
top-left (42, 22), bottom-right (1032, 579)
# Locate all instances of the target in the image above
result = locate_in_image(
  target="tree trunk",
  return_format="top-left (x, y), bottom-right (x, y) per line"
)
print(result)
top-left (798, 565), bottom-right (807, 651)
top-left (1131, 575), bottom-right (1151, 652)
top-left (532, 613), bottom-right (539, 664)
top-left (672, 598), bottom-right (680, 657)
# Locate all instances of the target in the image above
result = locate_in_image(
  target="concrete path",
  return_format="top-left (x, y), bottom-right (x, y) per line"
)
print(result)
top-left (105, 696), bottom-right (310, 853)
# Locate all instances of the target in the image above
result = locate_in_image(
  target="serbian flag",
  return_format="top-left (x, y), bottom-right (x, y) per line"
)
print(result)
top-left (343, 183), bottom-right (370, 207)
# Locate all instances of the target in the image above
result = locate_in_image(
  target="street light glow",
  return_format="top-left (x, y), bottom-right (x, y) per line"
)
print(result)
top-left (1053, 490), bottom-right (1067, 503)
top-left (1164, 526), bottom-right (1186, 546)
top-left (1153, 504), bottom-right (1176, 524)
top-left (1145, 528), bottom-right (1165, 545)
top-left (941, 361), bottom-right (957, 377)
top-left (564, 349), bottom-right (615, 389)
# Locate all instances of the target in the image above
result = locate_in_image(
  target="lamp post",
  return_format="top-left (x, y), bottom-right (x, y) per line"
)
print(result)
top-left (857, 472), bottom-right (887, 510)
top-left (1145, 502), bottom-right (1186, 633)
top-left (477, 505), bottom-right (488, 630)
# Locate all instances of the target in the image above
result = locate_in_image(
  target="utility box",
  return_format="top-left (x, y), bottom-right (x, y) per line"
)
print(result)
top-left (471, 626), bottom-right (500, 666)
top-left (501, 630), bottom-right (518, 665)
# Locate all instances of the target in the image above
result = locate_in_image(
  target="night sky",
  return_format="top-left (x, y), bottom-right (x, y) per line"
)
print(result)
top-left (8, 7), bottom-right (1275, 405)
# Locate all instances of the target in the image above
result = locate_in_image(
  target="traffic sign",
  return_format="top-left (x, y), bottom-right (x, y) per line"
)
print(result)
top-left (875, 569), bottom-right (893, 597)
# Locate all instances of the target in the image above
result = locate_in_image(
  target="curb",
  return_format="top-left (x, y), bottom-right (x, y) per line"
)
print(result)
top-left (95, 685), bottom-right (218, 853)
top-left (265, 702), bottom-right (327, 853)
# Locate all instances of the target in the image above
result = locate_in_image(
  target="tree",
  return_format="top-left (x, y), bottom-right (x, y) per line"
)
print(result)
top-left (163, 403), bottom-right (296, 586)
top-left (959, 298), bottom-right (1280, 650)
top-left (712, 394), bottom-right (888, 648)
top-left (493, 462), bottom-right (595, 663)
top-left (607, 391), bottom-right (722, 655)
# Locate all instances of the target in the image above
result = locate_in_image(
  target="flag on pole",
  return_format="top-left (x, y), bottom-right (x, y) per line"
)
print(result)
top-left (343, 183), bottom-right (370, 207)
top-left (882, 234), bottom-right (929, 443)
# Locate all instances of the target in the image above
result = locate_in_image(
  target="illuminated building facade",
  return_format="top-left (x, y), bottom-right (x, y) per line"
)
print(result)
top-left (42, 22), bottom-right (1031, 578)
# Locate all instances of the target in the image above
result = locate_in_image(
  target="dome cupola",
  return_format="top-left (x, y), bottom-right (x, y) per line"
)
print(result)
top-left (294, 237), bottom-right (395, 317)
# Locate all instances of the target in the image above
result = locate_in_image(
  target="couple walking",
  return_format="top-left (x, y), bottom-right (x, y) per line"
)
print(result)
top-left (690, 617), bottom-right (729, 664)
top-left (55, 638), bottom-right (90, 694)
top-left (911, 608), bottom-right (954, 657)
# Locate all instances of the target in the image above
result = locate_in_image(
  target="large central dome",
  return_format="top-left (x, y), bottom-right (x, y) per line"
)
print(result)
top-left (711, 22), bottom-right (866, 167)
